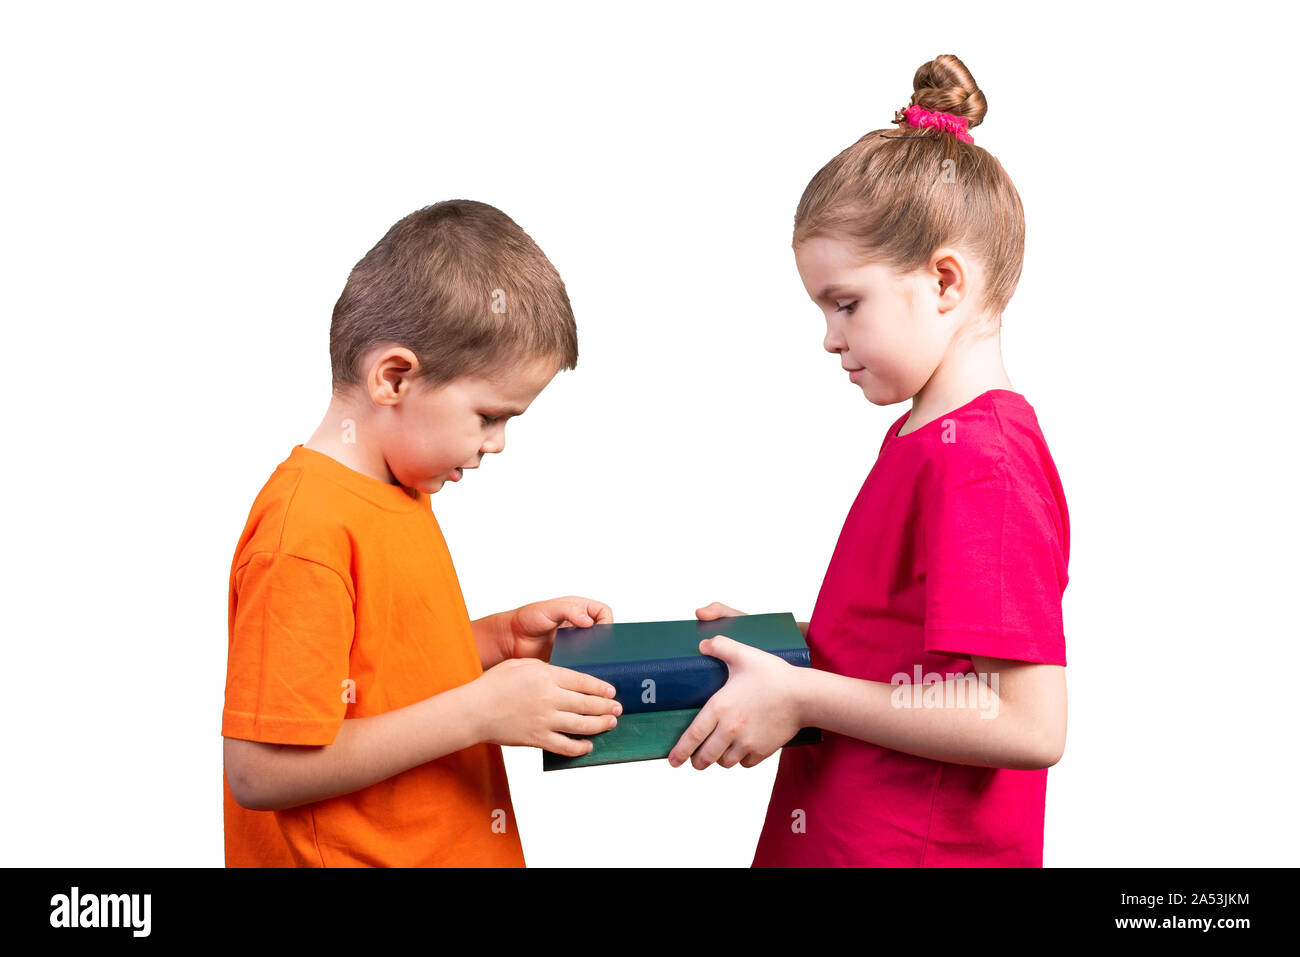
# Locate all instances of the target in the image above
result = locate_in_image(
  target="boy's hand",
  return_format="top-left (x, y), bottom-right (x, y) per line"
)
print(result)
top-left (501, 596), bottom-right (613, 662)
top-left (667, 636), bottom-right (803, 770)
top-left (472, 657), bottom-right (622, 756)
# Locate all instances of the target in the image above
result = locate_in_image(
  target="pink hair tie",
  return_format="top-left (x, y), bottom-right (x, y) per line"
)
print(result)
top-left (893, 104), bottom-right (974, 144)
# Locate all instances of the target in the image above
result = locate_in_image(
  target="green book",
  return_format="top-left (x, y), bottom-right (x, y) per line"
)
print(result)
top-left (542, 612), bottom-right (822, 771)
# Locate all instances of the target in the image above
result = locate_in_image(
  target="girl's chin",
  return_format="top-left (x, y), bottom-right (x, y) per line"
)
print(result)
top-left (859, 380), bottom-right (907, 407)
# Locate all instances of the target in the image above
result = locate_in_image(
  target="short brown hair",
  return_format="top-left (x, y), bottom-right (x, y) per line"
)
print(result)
top-left (793, 54), bottom-right (1024, 319)
top-left (329, 200), bottom-right (578, 392)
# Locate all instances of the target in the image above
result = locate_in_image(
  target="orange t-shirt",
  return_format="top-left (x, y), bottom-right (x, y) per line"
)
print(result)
top-left (222, 444), bottom-right (525, 867)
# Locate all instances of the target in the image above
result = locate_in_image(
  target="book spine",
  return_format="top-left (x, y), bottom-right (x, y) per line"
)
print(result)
top-left (573, 647), bottom-right (810, 714)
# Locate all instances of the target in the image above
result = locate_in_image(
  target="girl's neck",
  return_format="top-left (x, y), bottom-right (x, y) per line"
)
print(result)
top-left (899, 329), bottom-right (1013, 436)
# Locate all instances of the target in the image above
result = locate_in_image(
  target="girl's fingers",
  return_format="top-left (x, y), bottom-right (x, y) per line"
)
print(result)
top-left (719, 742), bottom-right (747, 769)
top-left (696, 601), bottom-right (728, 619)
top-left (691, 726), bottom-right (731, 770)
top-left (696, 601), bottom-right (747, 619)
top-left (669, 709), bottom-right (717, 767)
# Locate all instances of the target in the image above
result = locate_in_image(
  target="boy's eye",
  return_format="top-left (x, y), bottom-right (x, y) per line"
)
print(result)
top-left (480, 414), bottom-right (499, 426)
top-left (836, 301), bottom-right (858, 315)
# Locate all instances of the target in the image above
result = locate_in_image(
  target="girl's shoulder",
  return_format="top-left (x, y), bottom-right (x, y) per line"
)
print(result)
top-left (889, 390), bottom-right (1061, 499)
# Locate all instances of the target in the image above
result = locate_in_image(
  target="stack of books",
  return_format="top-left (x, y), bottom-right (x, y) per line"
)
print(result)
top-left (543, 612), bottom-right (821, 771)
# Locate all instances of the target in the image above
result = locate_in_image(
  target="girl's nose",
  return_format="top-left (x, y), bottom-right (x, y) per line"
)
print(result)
top-left (823, 318), bottom-right (846, 355)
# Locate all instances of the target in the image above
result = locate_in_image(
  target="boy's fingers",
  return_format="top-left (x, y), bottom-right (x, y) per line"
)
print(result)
top-left (554, 597), bottom-right (611, 628)
top-left (551, 666), bottom-right (616, 698)
top-left (556, 712), bottom-right (618, 736)
top-left (563, 600), bottom-right (595, 627)
top-left (544, 732), bottom-right (595, 757)
top-left (583, 600), bottom-right (613, 625)
top-left (668, 709), bottom-right (716, 767)
top-left (558, 689), bottom-right (622, 716)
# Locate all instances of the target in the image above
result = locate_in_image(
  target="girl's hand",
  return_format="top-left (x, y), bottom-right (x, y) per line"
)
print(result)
top-left (698, 601), bottom-right (810, 643)
top-left (696, 601), bottom-right (748, 620)
top-left (504, 596), bottom-right (613, 661)
top-left (667, 636), bottom-right (803, 770)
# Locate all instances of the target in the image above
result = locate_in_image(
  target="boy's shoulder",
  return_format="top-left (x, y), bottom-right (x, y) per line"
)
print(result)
top-left (232, 445), bottom-right (430, 579)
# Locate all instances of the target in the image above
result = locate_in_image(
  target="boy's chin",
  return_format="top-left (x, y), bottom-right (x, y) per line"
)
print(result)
top-left (421, 471), bottom-right (457, 492)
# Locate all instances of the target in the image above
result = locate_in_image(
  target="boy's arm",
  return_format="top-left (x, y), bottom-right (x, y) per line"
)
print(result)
top-left (471, 597), bottom-right (614, 669)
top-left (225, 680), bottom-right (484, 812)
top-left (470, 611), bottom-right (514, 669)
top-left (226, 659), bottom-right (620, 811)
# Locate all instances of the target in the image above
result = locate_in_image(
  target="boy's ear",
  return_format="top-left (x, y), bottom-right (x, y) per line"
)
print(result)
top-left (367, 347), bottom-right (420, 405)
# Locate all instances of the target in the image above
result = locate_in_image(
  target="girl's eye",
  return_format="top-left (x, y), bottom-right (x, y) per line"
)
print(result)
top-left (480, 414), bottom-right (499, 426)
top-left (836, 301), bottom-right (858, 315)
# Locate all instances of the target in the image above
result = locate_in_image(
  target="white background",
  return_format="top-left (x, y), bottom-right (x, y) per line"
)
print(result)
top-left (3, 1), bottom-right (1296, 867)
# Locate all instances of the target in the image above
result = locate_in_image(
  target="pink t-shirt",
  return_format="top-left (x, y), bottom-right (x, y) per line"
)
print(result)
top-left (752, 389), bottom-right (1070, 867)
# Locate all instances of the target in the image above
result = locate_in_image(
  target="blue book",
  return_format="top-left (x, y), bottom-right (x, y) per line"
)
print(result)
top-left (544, 613), bottom-right (819, 772)
top-left (549, 612), bottom-right (811, 715)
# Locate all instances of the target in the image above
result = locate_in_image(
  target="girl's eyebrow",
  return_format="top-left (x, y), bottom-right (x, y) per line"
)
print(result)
top-left (817, 284), bottom-right (853, 300)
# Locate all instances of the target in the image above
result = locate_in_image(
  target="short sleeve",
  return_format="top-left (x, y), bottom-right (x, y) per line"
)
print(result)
top-left (921, 461), bottom-right (1067, 665)
top-left (223, 551), bottom-right (356, 745)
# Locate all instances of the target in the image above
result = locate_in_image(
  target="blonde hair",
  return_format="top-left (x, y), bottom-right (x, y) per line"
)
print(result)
top-left (329, 199), bottom-right (578, 392)
top-left (793, 54), bottom-right (1024, 319)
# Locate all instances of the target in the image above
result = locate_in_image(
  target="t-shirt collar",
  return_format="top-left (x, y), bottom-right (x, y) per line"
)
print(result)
top-left (285, 444), bottom-right (427, 511)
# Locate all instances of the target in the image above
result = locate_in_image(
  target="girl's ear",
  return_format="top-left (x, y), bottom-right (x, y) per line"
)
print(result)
top-left (930, 248), bottom-right (968, 312)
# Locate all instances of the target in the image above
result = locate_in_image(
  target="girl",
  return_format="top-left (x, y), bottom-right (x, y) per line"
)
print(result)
top-left (667, 54), bottom-right (1070, 867)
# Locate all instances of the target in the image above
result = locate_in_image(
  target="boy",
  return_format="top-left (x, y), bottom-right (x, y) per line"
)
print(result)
top-left (222, 200), bottom-right (622, 867)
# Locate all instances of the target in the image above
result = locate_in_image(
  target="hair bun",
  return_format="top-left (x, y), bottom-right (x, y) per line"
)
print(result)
top-left (907, 54), bottom-right (987, 129)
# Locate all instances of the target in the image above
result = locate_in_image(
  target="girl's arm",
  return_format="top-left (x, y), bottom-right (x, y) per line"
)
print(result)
top-left (669, 638), bottom-right (1065, 771)
top-left (798, 654), bottom-right (1066, 769)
